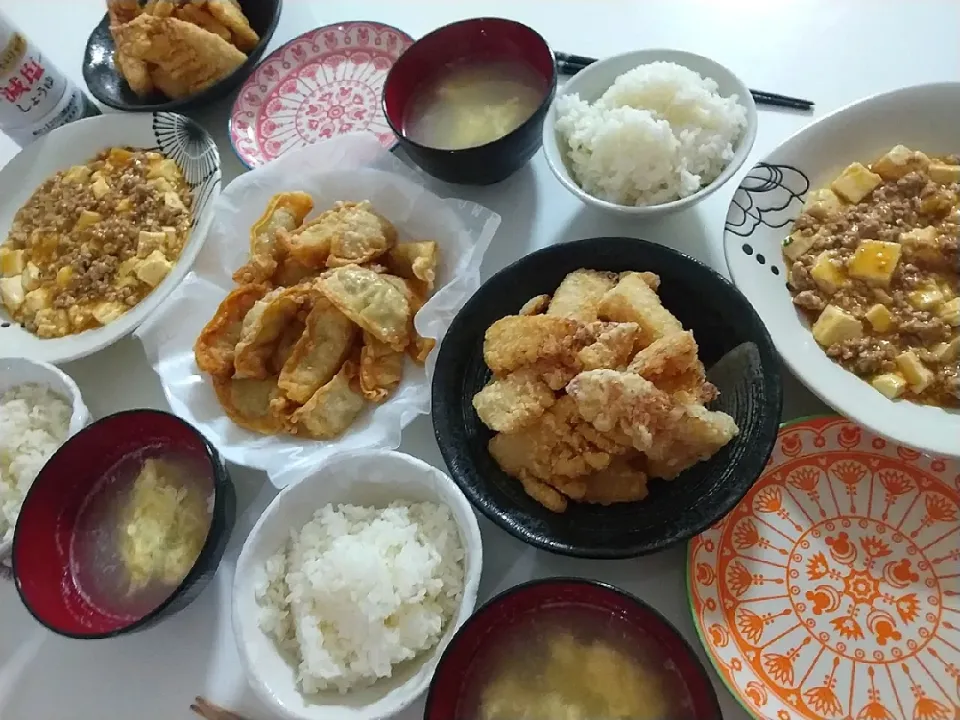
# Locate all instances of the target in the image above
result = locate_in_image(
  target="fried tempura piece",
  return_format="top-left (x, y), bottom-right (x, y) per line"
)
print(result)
top-left (482, 315), bottom-right (579, 376)
top-left (645, 404), bottom-right (739, 480)
top-left (114, 50), bottom-right (154, 96)
top-left (546, 269), bottom-right (619, 323)
top-left (212, 375), bottom-right (285, 434)
top-left (234, 192), bottom-right (314, 285)
top-left (577, 322), bottom-right (639, 371)
top-left (317, 264), bottom-right (411, 350)
top-left (359, 332), bottom-right (405, 402)
top-left (278, 297), bottom-right (357, 403)
top-left (194, 284), bottom-right (269, 376)
top-left (142, 0), bottom-right (176, 17)
top-left (113, 15), bottom-right (247, 98)
top-left (582, 455), bottom-right (649, 505)
top-left (175, 3), bottom-right (232, 41)
top-left (107, 0), bottom-right (141, 26)
top-left (206, 0), bottom-right (260, 52)
top-left (148, 63), bottom-right (192, 99)
top-left (518, 475), bottom-right (569, 513)
top-left (288, 362), bottom-right (366, 439)
top-left (472, 368), bottom-right (556, 434)
top-left (627, 330), bottom-right (716, 403)
top-left (598, 272), bottom-right (683, 347)
top-left (233, 285), bottom-right (313, 379)
top-left (518, 294), bottom-right (550, 316)
top-left (385, 241), bottom-right (438, 297)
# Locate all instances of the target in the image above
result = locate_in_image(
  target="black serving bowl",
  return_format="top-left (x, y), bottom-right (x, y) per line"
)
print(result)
top-left (82, 0), bottom-right (282, 112)
top-left (12, 410), bottom-right (235, 638)
top-left (382, 17), bottom-right (557, 185)
top-left (432, 237), bottom-right (783, 558)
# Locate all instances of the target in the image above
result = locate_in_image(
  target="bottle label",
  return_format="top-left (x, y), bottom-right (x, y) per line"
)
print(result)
top-left (2, 83), bottom-right (87, 146)
top-left (0, 28), bottom-right (70, 132)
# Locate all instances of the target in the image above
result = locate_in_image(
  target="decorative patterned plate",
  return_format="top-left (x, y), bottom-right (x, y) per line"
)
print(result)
top-left (689, 415), bottom-right (960, 720)
top-left (229, 21), bottom-right (413, 169)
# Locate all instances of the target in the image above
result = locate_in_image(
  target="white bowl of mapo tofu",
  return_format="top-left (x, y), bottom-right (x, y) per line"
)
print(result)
top-left (723, 82), bottom-right (960, 457)
top-left (0, 112), bottom-right (221, 363)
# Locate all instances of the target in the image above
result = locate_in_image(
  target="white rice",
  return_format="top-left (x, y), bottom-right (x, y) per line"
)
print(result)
top-left (555, 61), bottom-right (748, 206)
top-left (0, 383), bottom-right (72, 543)
top-left (255, 501), bottom-right (465, 694)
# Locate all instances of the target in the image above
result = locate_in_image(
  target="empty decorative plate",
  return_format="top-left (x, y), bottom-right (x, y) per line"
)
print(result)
top-left (229, 21), bottom-right (413, 168)
top-left (688, 415), bottom-right (960, 720)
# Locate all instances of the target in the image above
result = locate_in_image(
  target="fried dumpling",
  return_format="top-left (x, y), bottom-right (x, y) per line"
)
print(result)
top-left (359, 331), bottom-right (405, 402)
top-left (385, 240), bottom-right (438, 297)
top-left (194, 284), bottom-right (269, 376)
top-left (317, 264), bottom-right (411, 350)
top-left (206, 0), bottom-right (260, 52)
top-left (282, 201), bottom-right (396, 268)
top-left (278, 297), bottom-right (357, 403)
top-left (234, 192), bottom-right (314, 285)
top-left (212, 375), bottom-right (285, 435)
top-left (288, 361), bottom-right (366, 439)
top-left (233, 284), bottom-right (314, 379)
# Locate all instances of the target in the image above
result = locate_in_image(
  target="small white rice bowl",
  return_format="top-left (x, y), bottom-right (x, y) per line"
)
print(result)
top-left (554, 60), bottom-right (749, 207)
top-left (233, 449), bottom-right (482, 720)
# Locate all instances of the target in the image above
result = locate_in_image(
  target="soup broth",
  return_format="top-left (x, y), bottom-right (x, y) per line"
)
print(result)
top-left (70, 448), bottom-right (213, 619)
top-left (457, 605), bottom-right (695, 720)
top-left (402, 59), bottom-right (546, 150)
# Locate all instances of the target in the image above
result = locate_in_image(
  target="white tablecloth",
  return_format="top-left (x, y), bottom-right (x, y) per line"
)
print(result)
top-left (1, 1), bottom-right (957, 718)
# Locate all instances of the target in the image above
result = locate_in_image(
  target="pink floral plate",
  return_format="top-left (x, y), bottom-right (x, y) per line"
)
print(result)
top-left (688, 415), bottom-right (960, 720)
top-left (229, 21), bottom-right (413, 168)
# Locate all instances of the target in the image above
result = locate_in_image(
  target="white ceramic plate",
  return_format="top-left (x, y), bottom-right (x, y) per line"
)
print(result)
top-left (0, 112), bottom-right (221, 364)
top-left (723, 82), bottom-right (960, 458)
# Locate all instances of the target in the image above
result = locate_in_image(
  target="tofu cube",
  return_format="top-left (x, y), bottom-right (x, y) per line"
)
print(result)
top-left (107, 148), bottom-right (133, 166)
top-left (848, 240), bottom-right (901, 285)
top-left (872, 145), bottom-right (929, 180)
top-left (162, 227), bottom-right (178, 250)
top-left (812, 304), bottom-right (863, 347)
top-left (803, 188), bottom-right (845, 219)
top-left (811, 252), bottom-right (847, 294)
top-left (148, 158), bottom-right (180, 180)
top-left (34, 308), bottom-right (68, 338)
top-left (21, 262), bottom-right (40, 291)
top-left (149, 177), bottom-right (173, 194)
top-left (0, 275), bottom-right (25, 310)
top-left (91, 176), bottom-right (111, 199)
top-left (908, 285), bottom-right (945, 311)
top-left (865, 303), bottom-right (895, 332)
top-left (163, 191), bottom-right (185, 211)
top-left (67, 304), bottom-right (95, 331)
top-left (117, 256), bottom-right (139, 278)
top-left (938, 297), bottom-right (960, 326)
top-left (933, 337), bottom-right (960, 362)
top-left (0, 247), bottom-right (25, 276)
top-left (900, 226), bottom-right (938, 251)
top-left (92, 301), bottom-right (126, 325)
top-left (783, 231), bottom-right (819, 262)
top-left (115, 197), bottom-right (132, 213)
top-left (23, 287), bottom-right (52, 313)
top-left (928, 162), bottom-right (960, 185)
top-left (831, 163), bottom-right (883, 203)
top-left (137, 230), bottom-right (167, 257)
top-left (63, 164), bottom-right (91, 183)
top-left (135, 249), bottom-right (173, 288)
top-left (74, 209), bottom-right (102, 231)
top-left (896, 351), bottom-right (935, 393)
top-left (55, 266), bottom-right (73, 288)
top-left (871, 373), bottom-right (907, 400)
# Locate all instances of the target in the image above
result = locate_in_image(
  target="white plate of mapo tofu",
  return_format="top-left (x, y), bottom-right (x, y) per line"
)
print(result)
top-left (723, 82), bottom-right (960, 458)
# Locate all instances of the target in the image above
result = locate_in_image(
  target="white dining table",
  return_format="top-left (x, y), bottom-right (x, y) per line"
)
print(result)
top-left (1, 1), bottom-right (958, 718)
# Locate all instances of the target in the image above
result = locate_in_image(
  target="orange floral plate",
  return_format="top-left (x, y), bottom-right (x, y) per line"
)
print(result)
top-left (688, 415), bottom-right (960, 720)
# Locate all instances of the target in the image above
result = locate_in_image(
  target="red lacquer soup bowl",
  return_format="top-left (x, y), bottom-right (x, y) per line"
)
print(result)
top-left (12, 409), bottom-right (235, 639)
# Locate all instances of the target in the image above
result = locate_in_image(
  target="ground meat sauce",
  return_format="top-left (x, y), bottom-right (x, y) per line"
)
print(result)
top-left (783, 148), bottom-right (959, 408)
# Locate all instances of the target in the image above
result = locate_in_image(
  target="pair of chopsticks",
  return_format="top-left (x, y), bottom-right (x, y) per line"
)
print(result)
top-left (555, 51), bottom-right (814, 111)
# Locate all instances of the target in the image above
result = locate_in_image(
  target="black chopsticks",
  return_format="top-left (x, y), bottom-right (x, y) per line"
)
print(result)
top-left (554, 51), bottom-right (814, 112)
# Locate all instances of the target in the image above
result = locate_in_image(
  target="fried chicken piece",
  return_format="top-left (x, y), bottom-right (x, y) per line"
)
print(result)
top-left (114, 50), bottom-right (155, 96)
top-left (148, 63), bottom-right (192, 99)
top-left (598, 272), bottom-right (683, 347)
top-left (107, 0), bottom-right (141, 26)
top-left (577, 321), bottom-right (639, 371)
top-left (518, 294), bottom-right (550, 316)
top-left (206, 0), bottom-right (260, 52)
top-left (288, 361), bottom-right (366, 439)
top-left (645, 403), bottom-right (739, 480)
top-left (517, 475), bottom-right (569, 513)
top-left (472, 368), bottom-right (556, 433)
top-left (359, 331), bottom-right (405, 403)
top-left (547, 269), bottom-right (619, 323)
top-left (278, 297), bottom-right (357, 403)
top-left (194, 284), bottom-right (269, 376)
top-left (627, 330), bottom-right (716, 403)
top-left (113, 15), bottom-right (247, 99)
top-left (175, 3), bottom-right (232, 42)
top-left (212, 375), bottom-right (285, 435)
top-left (581, 455), bottom-right (649, 505)
top-left (385, 241), bottom-right (438, 297)
top-left (482, 315), bottom-right (579, 376)
top-left (142, 0), bottom-right (176, 17)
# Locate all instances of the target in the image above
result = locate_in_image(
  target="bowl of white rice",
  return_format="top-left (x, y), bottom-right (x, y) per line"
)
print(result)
top-left (233, 449), bottom-right (483, 720)
top-left (543, 49), bottom-right (758, 215)
top-left (0, 358), bottom-right (89, 559)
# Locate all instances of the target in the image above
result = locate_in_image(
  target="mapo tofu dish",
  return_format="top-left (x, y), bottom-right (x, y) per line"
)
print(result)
top-left (783, 145), bottom-right (959, 407)
top-left (0, 147), bottom-right (193, 338)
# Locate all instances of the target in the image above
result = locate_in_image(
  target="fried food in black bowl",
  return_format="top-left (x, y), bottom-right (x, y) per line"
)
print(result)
top-left (432, 237), bottom-right (782, 558)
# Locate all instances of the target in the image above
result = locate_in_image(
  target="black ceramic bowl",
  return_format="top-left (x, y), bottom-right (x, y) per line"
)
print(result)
top-left (382, 17), bottom-right (557, 185)
top-left (12, 410), bottom-right (235, 638)
top-left (432, 237), bottom-right (782, 558)
top-left (82, 0), bottom-right (282, 112)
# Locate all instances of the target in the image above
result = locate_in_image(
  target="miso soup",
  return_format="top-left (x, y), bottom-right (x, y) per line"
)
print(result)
top-left (402, 59), bottom-right (547, 150)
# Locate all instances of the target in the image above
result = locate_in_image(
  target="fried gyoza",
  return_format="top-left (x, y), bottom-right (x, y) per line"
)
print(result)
top-left (359, 332), bottom-right (405, 402)
top-left (472, 368), bottom-right (555, 434)
top-left (233, 284), bottom-right (314, 379)
top-left (598, 272), bottom-right (683, 347)
top-left (212, 375), bottom-right (285, 435)
top-left (546, 269), bottom-right (618, 323)
top-left (278, 297), bottom-right (357, 403)
top-left (386, 241), bottom-right (438, 296)
top-left (113, 15), bottom-right (247, 98)
top-left (206, 0), bottom-right (260, 52)
top-left (318, 264), bottom-right (411, 350)
top-left (194, 284), bottom-right (269, 376)
top-left (627, 330), bottom-right (716, 403)
top-left (234, 192), bottom-right (314, 285)
top-left (281, 201), bottom-right (397, 269)
top-left (288, 361), bottom-right (366, 439)
top-left (270, 312), bottom-right (308, 376)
